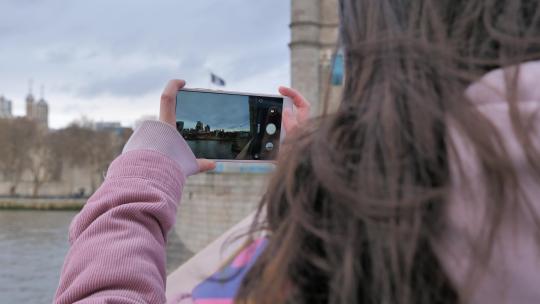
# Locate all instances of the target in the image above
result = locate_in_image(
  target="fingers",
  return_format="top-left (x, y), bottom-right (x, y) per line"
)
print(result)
top-left (282, 108), bottom-right (298, 133)
top-left (279, 86), bottom-right (309, 108)
top-left (160, 79), bottom-right (186, 127)
top-left (197, 159), bottom-right (216, 173)
top-left (278, 86), bottom-right (311, 123)
top-left (159, 80), bottom-right (215, 175)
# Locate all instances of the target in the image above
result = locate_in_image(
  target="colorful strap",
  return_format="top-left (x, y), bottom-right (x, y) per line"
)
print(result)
top-left (191, 238), bottom-right (267, 304)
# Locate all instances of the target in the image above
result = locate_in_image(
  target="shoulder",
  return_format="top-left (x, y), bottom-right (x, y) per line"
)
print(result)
top-left (190, 238), bottom-right (267, 303)
top-left (166, 236), bottom-right (267, 304)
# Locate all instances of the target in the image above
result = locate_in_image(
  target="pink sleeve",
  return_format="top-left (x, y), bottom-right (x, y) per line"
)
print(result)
top-left (54, 121), bottom-right (197, 304)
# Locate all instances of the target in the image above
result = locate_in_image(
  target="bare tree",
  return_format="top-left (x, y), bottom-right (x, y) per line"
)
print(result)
top-left (0, 118), bottom-right (131, 197)
top-left (56, 125), bottom-right (94, 166)
top-left (27, 130), bottom-right (63, 197)
top-left (88, 130), bottom-right (116, 192)
top-left (0, 118), bottom-right (38, 195)
top-left (56, 123), bottom-right (131, 193)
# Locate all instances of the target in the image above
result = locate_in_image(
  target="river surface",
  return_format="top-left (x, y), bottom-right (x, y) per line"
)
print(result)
top-left (0, 210), bottom-right (190, 303)
top-left (0, 211), bottom-right (75, 303)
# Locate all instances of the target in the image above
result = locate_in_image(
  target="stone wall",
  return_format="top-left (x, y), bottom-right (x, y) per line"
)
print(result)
top-left (0, 165), bottom-right (101, 197)
top-left (0, 198), bottom-right (85, 210)
top-left (169, 170), bottom-right (270, 265)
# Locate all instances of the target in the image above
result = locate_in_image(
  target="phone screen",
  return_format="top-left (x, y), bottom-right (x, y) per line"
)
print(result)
top-left (176, 90), bottom-right (283, 161)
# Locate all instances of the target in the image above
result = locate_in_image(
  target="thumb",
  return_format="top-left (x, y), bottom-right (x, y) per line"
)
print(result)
top-left (197, 159), bottom-right (217, 173)
top-left (160, 79), bottom-right (185, 127)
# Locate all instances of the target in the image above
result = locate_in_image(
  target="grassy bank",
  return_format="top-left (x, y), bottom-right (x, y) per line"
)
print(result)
top-left (0, 198), bottom-right (85, 211)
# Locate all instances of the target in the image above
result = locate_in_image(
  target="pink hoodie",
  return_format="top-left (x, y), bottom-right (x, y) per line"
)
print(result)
top-left (54, 62), bottom-right (540, 304)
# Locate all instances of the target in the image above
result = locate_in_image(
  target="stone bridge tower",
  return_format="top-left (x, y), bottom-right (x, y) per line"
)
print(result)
top-left (290, 0), bottom-right (342, 115)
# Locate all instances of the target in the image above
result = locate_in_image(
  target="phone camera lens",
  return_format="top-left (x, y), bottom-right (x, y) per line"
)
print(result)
top-left (265, 142), bottom-right (274, 151)
top-left (266, 123), bottom-right (277, 135)
top-left (269, 107), bottom-right (277, 115)
top-left (258, 99), bottom-right (264, 103)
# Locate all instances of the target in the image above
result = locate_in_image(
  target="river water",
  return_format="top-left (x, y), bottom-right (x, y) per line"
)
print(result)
top-left (0, 210), bottom-right (190, 303)
top-left (0, 211), bottom-right (75, 303)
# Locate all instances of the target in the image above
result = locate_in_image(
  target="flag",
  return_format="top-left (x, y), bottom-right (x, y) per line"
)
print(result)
top-left (211, 73), bottom-right (226, 86)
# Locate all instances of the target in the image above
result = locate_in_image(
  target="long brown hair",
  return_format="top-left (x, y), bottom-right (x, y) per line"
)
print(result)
top-left (236, 1), bottom-right (540, 303)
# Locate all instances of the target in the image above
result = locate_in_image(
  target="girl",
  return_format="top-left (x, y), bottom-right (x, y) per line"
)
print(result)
top-left (56, 0), bottom-right (540, 303)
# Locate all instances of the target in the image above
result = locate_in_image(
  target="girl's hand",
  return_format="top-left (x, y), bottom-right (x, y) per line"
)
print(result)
top-left (279, 86), bottom-right (311, 133)
top-left (160, 79), bottom-right (216, 173)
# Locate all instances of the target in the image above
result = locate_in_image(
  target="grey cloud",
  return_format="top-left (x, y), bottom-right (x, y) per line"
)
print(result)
top-left (179, 54), bottom-right (208, 73)
top-left (5, 0), bottom-right (41, 5)
top-left (44, 49), bottom-right (75, 64)
top-left (0, 25), bottom-right (14, 37)
top-left (44, 47), bottom-right (100, 64)
top-left (76, 66), bottom-right (178, 98)
top-left (60, 103), bottom-right (96, 114)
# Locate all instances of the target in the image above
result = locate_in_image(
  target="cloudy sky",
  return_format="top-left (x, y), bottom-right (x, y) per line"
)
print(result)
top-left (0, 0), bottom-right (290, 129)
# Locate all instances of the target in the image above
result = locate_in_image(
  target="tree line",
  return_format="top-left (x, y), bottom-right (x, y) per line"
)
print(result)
top-left (0, 118), bottom-right (132, 197)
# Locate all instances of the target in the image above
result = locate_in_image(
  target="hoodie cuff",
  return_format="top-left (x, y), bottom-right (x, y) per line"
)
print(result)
top-left (122, 120), bottom-right (199, 177)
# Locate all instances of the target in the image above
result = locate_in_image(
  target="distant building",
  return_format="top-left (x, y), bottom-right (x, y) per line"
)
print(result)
top-left (25, 87), bottom-right (49, 129)
top-left (94, 121), bottom-right (122, 131)
top-left (94, 121), bottom-right (132, 138)
top-left (34, 98), bottom-right (49, 128)
top-left (204, 124), bottom-right (211, 132)
top-left (0, 96), bottom-right (13, 118)
top-left (176, 121), bottom-right (185, 132)
top-left (195, 121), bottom-right (204, 132)
top-left (290, 0), bottom-right (342, 115)
top-left (134, 115), bottom-right (158, 130)
top-left (25, 92), bottom-right (35, 118)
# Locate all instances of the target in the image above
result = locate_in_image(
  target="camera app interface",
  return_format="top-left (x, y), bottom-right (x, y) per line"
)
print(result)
top-left (176, 90), bottom-right (283, 160)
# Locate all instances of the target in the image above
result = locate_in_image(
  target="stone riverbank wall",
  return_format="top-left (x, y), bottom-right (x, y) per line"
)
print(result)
top-left (0, 198), bottom-right (85, 210)
top-left (170, 168), bottom-right (270, 265)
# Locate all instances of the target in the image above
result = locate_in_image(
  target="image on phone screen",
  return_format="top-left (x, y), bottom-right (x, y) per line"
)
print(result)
top-left (176, 90), bottom-right (283, 161)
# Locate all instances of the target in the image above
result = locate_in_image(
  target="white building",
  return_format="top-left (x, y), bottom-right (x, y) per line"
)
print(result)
top-left (94, 121), bottom-right (122, 131)
top-left (0, 96), bottom-right (13, 118)
top-left (26, 90), bottom-right (49, 129)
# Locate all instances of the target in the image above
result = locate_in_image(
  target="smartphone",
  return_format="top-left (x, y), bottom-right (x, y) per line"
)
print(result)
top-left (175, 88), bottom-right (292, 162)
